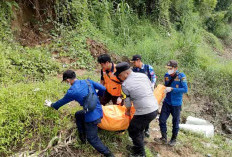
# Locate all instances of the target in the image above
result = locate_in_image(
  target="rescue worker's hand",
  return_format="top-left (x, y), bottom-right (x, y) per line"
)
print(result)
top-left (117, 97), bottom-right (122, 104)
top-left (165, 87), bottom-right (173, 93)
top-left (44, 100), bottom-right (52, 107)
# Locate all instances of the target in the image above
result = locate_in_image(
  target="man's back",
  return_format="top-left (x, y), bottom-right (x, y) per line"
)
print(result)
top-left (122, 72), bottom-right (158, 115)
top-left (52, 80), bottom-right (106, 122)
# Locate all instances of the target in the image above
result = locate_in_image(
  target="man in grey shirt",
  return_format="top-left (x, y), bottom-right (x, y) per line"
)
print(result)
top-left (114, 62), bottom-right (158, 157)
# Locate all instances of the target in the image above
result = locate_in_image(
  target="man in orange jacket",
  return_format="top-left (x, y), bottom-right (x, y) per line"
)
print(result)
top-left (98, 54), bottom-right (122, 105)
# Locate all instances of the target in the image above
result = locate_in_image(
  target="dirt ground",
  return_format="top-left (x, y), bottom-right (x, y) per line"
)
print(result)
top-left (145, 118), bottom-right (204, 157)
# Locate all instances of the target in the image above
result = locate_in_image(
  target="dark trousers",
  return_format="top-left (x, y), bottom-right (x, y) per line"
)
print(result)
top-left (75, 110), bottom-right (110, 155)
top-left (100, 90), bottom-right (119, 105)
top-left (159, 102), bottom-right (181, 136)
top-left (145, 124), bottom-right (149, 132)
top-left (128, 110), bottom-right (158, 155)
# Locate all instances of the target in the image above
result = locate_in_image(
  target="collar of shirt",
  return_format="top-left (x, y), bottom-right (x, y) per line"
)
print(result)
top-left (69, 79), bottom-right (79, 88)
top-left (141, 63), bottom-right (145, 69)
top-left (134, 64), bottom-right (144, 71)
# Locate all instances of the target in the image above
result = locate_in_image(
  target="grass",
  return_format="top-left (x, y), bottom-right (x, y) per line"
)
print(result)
top-left (0, 79), bottom-right (69, 155)
top-left (163, 117), bottom-right (232, 157)
top-left (178, 131), bottom-right (232, 157)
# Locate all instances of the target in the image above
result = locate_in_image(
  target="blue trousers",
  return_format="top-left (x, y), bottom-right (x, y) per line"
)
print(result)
top-left (159, 102), bottom-right (181, 136)
top-left (75, 110), bottom-right (110, 155)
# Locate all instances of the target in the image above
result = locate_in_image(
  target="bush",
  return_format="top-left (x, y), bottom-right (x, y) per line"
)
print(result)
top-left (0, 42), bottom-right (61, 83)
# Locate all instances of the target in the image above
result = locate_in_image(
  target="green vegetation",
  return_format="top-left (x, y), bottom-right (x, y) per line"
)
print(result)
top-left (0, 0), bottom-right (231, 156)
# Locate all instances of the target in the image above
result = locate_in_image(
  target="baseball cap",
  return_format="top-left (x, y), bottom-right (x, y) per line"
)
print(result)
top-left (114, 62), bottom-right (130, 77)
top-left (131, 55), bottom-right (141, 61)
top-left (166, 60), bottom-right (178, 68)
top-left (62, 70), bottom-right (76, 82)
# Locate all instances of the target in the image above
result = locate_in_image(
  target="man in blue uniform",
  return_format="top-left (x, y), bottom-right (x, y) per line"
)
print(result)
top-left (131, 55), bottom-right (157, 138)
top-left (44, 70), bottom-right (114, 157)
top-left (154, 60), bottom-right (188, 146)
top-left (131, 55), bottom-right (157, 87)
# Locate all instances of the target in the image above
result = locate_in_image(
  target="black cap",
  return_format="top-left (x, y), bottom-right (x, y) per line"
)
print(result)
top-left (166, 60), bottom-right (178, 68)
top-left (131, 55), bottom-right (141, 61)
top-left (62, 70), bottom-right (76, 82)
top-left (114, 62), bottom-right (130, 77)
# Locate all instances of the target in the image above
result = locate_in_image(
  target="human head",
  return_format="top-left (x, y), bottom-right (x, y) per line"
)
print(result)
top-left (166, 60), bottom-right (178, 75)
top-left (98, 54), bottom-right (112, 70)
top-left (114, 62), bottom-right (131, 81)
top-left (62, 70), bottom-right (76, 85)
top-left (131, 54), bottom-right (142, 68)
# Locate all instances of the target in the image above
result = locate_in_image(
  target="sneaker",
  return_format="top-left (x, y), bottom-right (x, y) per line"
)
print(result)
top-left (168, 135), bottom-right (177, 147)
top-left (154, 137), bottom-right (167, 144)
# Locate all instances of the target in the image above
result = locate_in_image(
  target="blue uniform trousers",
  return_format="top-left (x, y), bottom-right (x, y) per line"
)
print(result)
top-left (75, 110), bottom-right (110, 155)
top-left (159, 102), bottom-right (181, 136)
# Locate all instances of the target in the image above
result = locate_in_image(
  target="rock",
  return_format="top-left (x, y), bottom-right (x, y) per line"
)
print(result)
top-left (33, 88), bottom-right (40, 92)
top-left (206, 154), bottom-right (212, 157)
top-left (222, 123), bottom-right (232, 134)
top-left (226, 138), bottom-right (232, 146)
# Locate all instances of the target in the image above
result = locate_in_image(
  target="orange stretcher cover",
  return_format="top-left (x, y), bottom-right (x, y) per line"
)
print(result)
top-left (98, 84), bottom-right (166, 131)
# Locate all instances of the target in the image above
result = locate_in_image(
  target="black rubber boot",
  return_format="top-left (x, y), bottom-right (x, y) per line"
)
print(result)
top-left (78, 132), bottom-right (86, 144)
top-left (168, 134), bottom-right (177, 147)
top-left (154, 132), bottom-right (167, 144)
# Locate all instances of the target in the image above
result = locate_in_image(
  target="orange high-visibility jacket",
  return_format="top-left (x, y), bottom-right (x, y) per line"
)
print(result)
top-left (102, 63), bottom-right (122, 96)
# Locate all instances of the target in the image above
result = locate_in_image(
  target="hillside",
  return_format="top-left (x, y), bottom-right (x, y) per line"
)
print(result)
top-left (0, 0), bottom-right (232, 156)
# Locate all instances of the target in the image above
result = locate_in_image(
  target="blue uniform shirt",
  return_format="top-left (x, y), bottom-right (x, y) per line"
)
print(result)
top-left (164, 71), bottom-right (188, 106)
top-left (52, 80), bottom-right (106, 122)
top-left (132, 64), bottom-right (157, 84)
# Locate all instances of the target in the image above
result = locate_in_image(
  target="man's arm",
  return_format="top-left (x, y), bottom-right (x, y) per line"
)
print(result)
top-left (149, 65), bottom-right (156, 85)
top-left (122, 85), bottom-right (131, 109)
top-left (52, 91), bottom-right (74, 110)
top-left (90, 80), bottom-right (106, 97)
top-left (172, 74), bottom-right (188, 94)
top-left (148, 76), bottom-right (154, 91)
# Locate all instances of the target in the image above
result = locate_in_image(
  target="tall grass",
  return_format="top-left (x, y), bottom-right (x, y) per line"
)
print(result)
top-left (0, 79), bottom-right (71, 155)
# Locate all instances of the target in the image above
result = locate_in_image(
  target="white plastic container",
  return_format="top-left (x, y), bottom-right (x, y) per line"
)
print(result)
top-left (179, 116), bottom-right (214, 138)
top-left (186, 116), bottom-right (210, 125)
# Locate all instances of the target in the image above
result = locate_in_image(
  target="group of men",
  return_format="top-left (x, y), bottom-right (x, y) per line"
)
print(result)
top-left (44, 54), bottom-right (188, 157)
